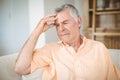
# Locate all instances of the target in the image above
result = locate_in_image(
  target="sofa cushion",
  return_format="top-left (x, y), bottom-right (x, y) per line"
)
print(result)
top-left (0, 53), bottom-right (21, 80)
top-left (22, 68), bottom-right (43, 80)
top-left (109, 49), bottom-right (120, 69)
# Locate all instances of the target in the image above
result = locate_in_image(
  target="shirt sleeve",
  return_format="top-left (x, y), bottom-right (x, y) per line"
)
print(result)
top-left (101, 43), bottom-right (120, 80)
top-left (31, 45), bottom-right (52, 73)
top-left (106, 55), bottom-right (120, 80)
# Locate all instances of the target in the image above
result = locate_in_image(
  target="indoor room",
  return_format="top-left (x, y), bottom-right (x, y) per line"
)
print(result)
top-left (0, 0), bottom-right (120, 80)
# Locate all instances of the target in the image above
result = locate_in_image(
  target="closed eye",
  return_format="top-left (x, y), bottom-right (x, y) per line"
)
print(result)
top-left (63, 20), bottom-right (68, 24)
top-left (55, 20), bottom-right (69, 27)
top-left (63, 22), bottom-right (68, 24)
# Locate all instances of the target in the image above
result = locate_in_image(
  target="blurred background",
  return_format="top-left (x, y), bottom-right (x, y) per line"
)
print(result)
top-left (0, 1), bottom-right (120, 80)
top-left (0, 0), bottom-right (84, 56)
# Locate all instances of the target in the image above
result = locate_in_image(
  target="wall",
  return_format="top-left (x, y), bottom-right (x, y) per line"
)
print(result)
top-left (0, 0), bottom-right (45, 56)
top-left (74, 0), bottom-right (84, 35)
top-left (0, 0), bottom-right (29, 56)
top-left (29, 0), bottom-right (45, 48)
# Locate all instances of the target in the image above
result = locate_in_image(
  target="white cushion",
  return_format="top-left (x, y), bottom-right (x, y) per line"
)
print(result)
top-left (109, 49), bottom-right (120, 69)
top-left (0, 53), bottom-right (21, 80)
top-left (22, 68), bottom-right (43, 80)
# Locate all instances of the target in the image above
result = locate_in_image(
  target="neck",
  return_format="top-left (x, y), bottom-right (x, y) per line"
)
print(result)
top-left (69, 36), bottom-right (82, 52)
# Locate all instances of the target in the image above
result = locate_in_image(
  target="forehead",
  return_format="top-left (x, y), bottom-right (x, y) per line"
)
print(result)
top-left (56, 10), bottom-right (73, 23)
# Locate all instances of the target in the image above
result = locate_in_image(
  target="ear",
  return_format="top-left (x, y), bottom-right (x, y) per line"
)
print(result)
top-left (77, 16), bottom-right (82, 28)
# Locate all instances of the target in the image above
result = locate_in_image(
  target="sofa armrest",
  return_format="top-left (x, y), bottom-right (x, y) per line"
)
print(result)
top-left (109, 49), bottom-right (120, 70)
top-left (0, 53), bottom-right (21, 80)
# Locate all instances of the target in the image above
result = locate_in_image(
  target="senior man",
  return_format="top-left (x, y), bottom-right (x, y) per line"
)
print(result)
top-left (15, 4), bottom-right (120, 80)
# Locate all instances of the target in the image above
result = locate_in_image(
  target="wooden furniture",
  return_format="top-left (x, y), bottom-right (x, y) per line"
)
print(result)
top-left (83, 0), bottom-right (120, 49)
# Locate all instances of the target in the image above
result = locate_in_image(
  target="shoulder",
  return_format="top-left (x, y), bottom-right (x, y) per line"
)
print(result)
top-left (85, 38), bottom-right (110, 57)
top-left (86, 38), bottom-right (105, 47)
top-left (34, 41), bottom-right (61, 53)
top-left (45, 42), bottom-right (60, 48)
top-left (36, 42), bottom-right (60, 51)
top-left (84, 38), bottom-right (107, 51)
top-left (33, 42), bottom-right (59, 56)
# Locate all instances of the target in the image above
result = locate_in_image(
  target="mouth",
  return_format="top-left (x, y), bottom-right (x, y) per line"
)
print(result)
top-left (60, 33), bottom-right (70, 36)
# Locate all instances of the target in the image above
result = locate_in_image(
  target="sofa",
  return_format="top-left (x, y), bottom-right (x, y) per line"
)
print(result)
top-left (0, 49), bottom-right (120, 80)
top-left (0, 53), bottom-right (43, 80)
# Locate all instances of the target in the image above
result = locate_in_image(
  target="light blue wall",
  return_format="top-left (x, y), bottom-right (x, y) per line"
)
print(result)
top-left (0, 0), bottom-right (29, 56)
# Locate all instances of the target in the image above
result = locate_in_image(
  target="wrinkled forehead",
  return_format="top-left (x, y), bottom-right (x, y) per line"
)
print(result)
top-left (55, 10), bottom-right (73, 23)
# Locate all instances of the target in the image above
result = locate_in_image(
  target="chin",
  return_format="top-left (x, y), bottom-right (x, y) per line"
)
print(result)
top-left (59, 36), bottom-right (70, 43)
top-left (61, 39), bottom-right (70, 43)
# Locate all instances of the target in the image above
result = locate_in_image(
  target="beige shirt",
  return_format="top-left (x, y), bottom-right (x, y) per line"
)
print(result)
top-left (31, 37), bottom-right (120, 80)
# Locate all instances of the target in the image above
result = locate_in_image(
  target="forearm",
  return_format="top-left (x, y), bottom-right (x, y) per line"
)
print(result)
top-left (14, 28), bottom-right (42, 75)
top-left (14, 13), bottom-right (57, 75)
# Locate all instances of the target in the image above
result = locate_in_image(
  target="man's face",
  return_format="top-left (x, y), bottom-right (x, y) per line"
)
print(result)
top-left (55, 10), bottom-right (81, 43)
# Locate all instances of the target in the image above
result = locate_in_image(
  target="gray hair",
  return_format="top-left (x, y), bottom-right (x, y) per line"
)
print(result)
top-left (55, 4), bottom-right (79, 21)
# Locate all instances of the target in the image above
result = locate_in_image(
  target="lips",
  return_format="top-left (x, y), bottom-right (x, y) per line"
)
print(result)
top-left (60, 33), bottom-right (70, 36)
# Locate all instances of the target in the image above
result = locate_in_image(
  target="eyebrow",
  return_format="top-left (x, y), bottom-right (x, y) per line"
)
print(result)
top-left (56, 19), bottom-right (68, 24)
top-left (62, 20), bottom-right (68, 23)
top-left (55, 20), bottom-right (68, 26)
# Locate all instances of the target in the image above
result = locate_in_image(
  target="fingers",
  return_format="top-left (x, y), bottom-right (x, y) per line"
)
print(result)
top-left (41, 13), bottom-right (57, 24)
top-left (38, 13), bottom-right (57, 32)
top-left (45, 13), bottom-right (57, 19)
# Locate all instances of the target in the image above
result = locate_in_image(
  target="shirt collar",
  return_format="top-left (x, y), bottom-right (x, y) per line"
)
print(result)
top-left (58, 36), bottom-right (86, 48)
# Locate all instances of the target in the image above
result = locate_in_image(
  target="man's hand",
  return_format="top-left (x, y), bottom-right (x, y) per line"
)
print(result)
top-left (36, 13), bottom-right (57, 34)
